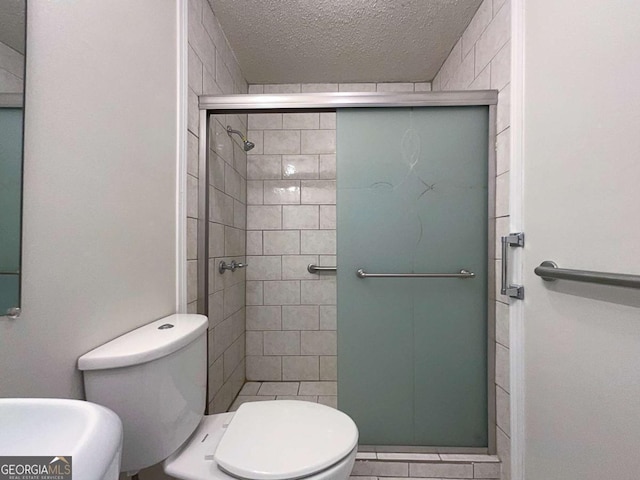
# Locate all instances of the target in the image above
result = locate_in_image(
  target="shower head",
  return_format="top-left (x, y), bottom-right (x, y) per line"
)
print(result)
top-left (226, 126), bottom-right (255, 151)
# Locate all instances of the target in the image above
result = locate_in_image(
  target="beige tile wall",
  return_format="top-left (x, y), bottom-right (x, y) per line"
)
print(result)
top-left (187, 0), bottom-right (249, 414)
top-left (432, 0), bottom-right (512, 478)
top-left (0, 40), bottom-right (24, 94)
top-left (245, 110), bottom-right (338, 382)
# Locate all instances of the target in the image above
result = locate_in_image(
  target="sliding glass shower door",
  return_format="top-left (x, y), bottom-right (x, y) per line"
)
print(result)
top-left (337, 107), bottom-right (489, 447)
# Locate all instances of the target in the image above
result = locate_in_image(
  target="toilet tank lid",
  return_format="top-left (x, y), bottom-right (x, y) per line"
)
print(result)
top-left (78, 314), bottom-right (208, 371)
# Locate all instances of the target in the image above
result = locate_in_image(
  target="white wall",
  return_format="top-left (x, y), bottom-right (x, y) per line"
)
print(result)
top-left (0, 0), bottom-right (180, 399)
top-left (522, 1), bottom-right (640, 478)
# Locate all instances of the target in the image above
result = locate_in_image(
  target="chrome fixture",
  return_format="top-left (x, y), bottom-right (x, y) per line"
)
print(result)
top-left (307, 264), bottom-right (337, 274)
top-left (501, 232), bottom-right (525, 299)
top-left (356, 269), bottom-right (475, 279)
top-left (534, 261), bottom-right (640, 289)
top-left (218, 260), bottom-right (248, 274)
top-left (226, 126), bottom-right (255, 151)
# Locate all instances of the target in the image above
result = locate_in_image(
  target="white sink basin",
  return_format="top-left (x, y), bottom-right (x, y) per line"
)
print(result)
top-left (0, 398), bottom-right (123, 480)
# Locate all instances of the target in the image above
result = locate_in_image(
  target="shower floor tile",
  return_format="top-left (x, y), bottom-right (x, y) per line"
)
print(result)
top-left (229, 381), bottom-right (337, 412)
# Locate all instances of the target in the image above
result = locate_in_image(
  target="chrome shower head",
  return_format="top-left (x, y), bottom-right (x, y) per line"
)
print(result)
top-left (226, 126), bottom-right (255, 151)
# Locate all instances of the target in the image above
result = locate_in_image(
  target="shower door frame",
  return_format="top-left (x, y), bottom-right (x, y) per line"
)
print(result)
top-left (197, 91), bottom-right (498, 454)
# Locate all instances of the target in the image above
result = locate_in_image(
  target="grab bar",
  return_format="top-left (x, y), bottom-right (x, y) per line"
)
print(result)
top-left (307, 264), bottom-right (337, 274)
top-left (356, 269), bottom-right (475, 279)
top-left (501, 232), bottom-right (525, 299)
top-left (534, 261), bottom-right (640, 289)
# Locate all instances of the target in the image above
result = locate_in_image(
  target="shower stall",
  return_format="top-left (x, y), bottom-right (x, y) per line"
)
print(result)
top-left (196, 91), bottom-right (497, 452)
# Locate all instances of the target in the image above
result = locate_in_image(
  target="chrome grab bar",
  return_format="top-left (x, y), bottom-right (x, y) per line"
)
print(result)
top-left (307, 264), bottom-right (337, 274)
top-left (501, 232), bottom-right (525, 299)
top-left (356, 269), bottom-right (475, 279)
top-left (534, 261), bottom-right (640, 289)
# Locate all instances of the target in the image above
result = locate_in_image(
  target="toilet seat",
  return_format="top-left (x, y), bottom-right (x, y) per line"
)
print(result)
top-left (216, 401), bottom-right (358, 480)
top-left (164, 401), bottom-right (359, 480)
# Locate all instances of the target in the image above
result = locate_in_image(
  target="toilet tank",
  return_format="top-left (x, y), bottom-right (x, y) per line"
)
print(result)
top-left (78, 314), bottom-right (208, 474)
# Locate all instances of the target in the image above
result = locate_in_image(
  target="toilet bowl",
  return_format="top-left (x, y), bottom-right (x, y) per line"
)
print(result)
top-left (78, 314), bottom-right (358, 480)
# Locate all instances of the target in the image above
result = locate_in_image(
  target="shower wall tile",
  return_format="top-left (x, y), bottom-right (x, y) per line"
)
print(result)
top-left (247, 154), bottom-right (281, 180)
top-left (283, 113), bottom-right (320, 130)
top-left (246, 108), bottom-right (337, 380)
top-left (320, 112), bottom-right (337, 129)
top-left (246, 256), bottom-right (281, 281)
top-left (282, 155), bottom-right (320, 179)
top-left (246, 281), bottom-right (263, 306)
top-left (264, 130), bottom-right (301, 154)
top-left (376, 82), bottom-right (415, 92)
top-left (263, 84), bottom-right (301, 94)
top-left (264, 280), bottom-right (301, 305)
top-left (301, 130), bottom-right (336, 154)
top-left (301, 331), bottom-right (337, 355)
top-left (319, 356), bottom-right (337, 381)
top-left (246, 356), bottom-right (282, 381)
top-left (319, 306), bottom-right (337, 330)
top-left (301, 180), bottom-right (336, 205)
top-left (247, 205), bottom-right (282, 230)
top-left (282, 356), bottom-right (320, 380)
top-left (301, 279), bottom-right (337, 304)
top-left (247, 180), bottom-right (264, 205)
top-left (248, 113), bottom-right (283, 130)
top-left (246, 306), bottom-right (282, 330)
top-left (246, 331), bottom-right (263, 355)
top-left (283, 305), bottom-right (320, 330)
top-left (319, 205), bottom-right (336, 229)
top-left (301, 83), bottom-right (339, 93)
top-left (414, 82), bottom-right (432, 92)
top-left (319, 154), bottom-right (337, 179)
top-left (264, 331), bottom-right (301, 355)
top-left (189, 0), bottom-right (250, 416)
top-left (263, 231), bottom-right (301, 255)
top-left (432, 2), bottom-right (511, 477)
top-left (300, 230), bottom-right (336, 255)
top-left (283, 205), bottom-right (320, 230)
top-left (263, 180), bottom-right (301, 204)
top-left (338, 83), bottom-right (377, 92)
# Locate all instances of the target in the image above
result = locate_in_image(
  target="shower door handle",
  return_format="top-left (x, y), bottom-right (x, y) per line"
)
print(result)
top-left (501, 232), bottom-right (525, 299)
top-left (356, 269), bottom-right (475, 279)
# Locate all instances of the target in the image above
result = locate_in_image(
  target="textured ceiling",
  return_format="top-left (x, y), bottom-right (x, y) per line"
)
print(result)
top-left (208, 0), bottom-right (483, 84)
top-left (0, 0), bottom-right (25, 54)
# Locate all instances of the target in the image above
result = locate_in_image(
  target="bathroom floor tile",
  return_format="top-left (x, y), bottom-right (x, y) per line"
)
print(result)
top-left (258, 382), bottom-right (300, 396)
top-left (229, 395), bottom-right (276, 411)
top-left (317, 395), bottom-right (337, 408)
top-left (276, 395), bottom-right (318, 401)
top-left (299, 381), bottom-right (337, 395)
top-left (229, 381), bottom-right (338, 412)
top-left (239, 382), bottom-right (261, 396)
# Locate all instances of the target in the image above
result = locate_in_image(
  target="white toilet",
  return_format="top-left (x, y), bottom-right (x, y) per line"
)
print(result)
top-left (78, 314), bottom-right (358, 480)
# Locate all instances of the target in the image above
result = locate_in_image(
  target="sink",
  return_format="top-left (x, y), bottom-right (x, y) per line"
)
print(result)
top-left (0, 398), bottom-right (123, 480)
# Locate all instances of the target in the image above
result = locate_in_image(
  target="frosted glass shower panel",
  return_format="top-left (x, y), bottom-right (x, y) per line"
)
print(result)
top-left (337, 107), bottom-right (489, 446)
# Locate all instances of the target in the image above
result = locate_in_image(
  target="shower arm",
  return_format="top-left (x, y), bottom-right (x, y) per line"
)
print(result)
top-left (226, 126), bottom-right (247, 142)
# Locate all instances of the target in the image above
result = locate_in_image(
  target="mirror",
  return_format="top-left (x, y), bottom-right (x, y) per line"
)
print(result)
top-left (0, 0), bottom-right (25, 317)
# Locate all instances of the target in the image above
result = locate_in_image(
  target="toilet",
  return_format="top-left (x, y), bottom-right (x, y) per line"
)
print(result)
top-left (77, 314), bottom-right (358, 480)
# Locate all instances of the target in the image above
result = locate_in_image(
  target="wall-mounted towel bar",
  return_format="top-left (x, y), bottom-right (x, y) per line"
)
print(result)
top-left (307, 264), bottom-right (337, 274)
top-left (534, 261), bottom-right (640, 289)
top-left (356, 269), bottom-right (475, 279)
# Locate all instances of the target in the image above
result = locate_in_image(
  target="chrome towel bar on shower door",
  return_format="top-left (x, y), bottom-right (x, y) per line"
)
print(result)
top-left (356, 269), bottom-right (475, 279)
